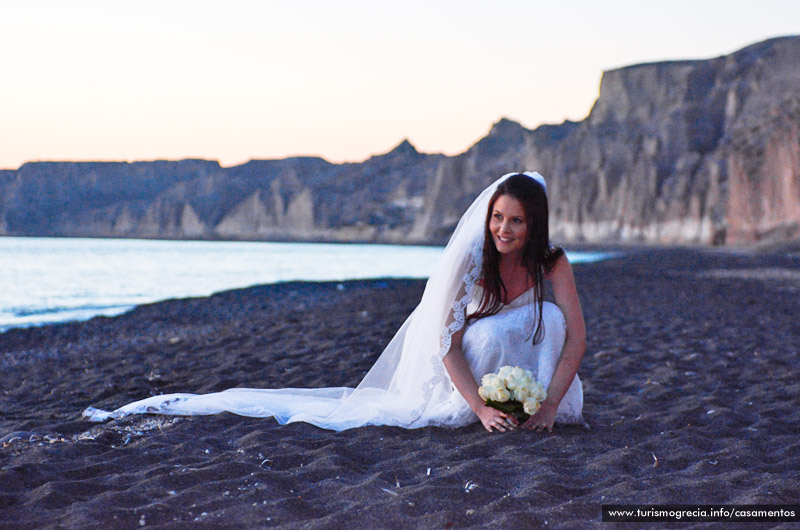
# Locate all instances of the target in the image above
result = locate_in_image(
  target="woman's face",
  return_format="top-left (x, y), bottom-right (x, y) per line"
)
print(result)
top-left (489, 194), bottom-right (528, 257)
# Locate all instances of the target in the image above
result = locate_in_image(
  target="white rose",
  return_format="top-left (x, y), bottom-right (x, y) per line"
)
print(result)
top-left (478, 384), bottom-right (491, 401)
top-left (492, 385), bottom-right (508, 401)
top-left (482, 383), bottom-right (504, 401)
top-left (512, 387), bottom-right (530, 402)
top-left (530, 383), bottom-right (547, 402)
top-left (514, 375), bottom-right (535, 393)
top-left (494, 387), bottom-right (511, 402)
top-left (490, 374), bottom-right (506, 389)
top-left (505, 373), bottom-right (522, 391)
top-left (497, 366), bottom-right (513, 379)
top-left (481, 373), bottom-right (495, 387)
top-left (523, 398), bottom-right (541, 415)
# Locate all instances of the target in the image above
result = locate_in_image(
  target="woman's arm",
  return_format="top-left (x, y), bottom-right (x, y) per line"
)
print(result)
top-left (523, 253), bottom-right (587, 432)
top-left (443, 326), bottom-right (518, 432)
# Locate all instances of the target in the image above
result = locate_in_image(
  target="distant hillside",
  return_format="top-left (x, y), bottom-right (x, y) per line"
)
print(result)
top-left (1, 36), bottom-right (798, 245)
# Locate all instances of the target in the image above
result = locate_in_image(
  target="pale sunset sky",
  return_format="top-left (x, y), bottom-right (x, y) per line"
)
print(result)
top-left (2, 0), bottom-right (799, 170)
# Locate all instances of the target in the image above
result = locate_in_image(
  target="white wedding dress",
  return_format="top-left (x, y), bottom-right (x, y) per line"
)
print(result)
top-left (460, 287), bottom-right (583, 424)
top-left (82, 172), bottom-right (584, 431)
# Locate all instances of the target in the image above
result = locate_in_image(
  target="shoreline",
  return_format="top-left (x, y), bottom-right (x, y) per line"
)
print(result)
top-left (1, 247), bottom-right (798, 528)
top-left (0, 237), bottom-right (613, 333)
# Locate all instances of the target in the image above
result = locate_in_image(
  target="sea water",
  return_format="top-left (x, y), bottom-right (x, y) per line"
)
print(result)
top-left (0, 237), bottom-right (615, 331)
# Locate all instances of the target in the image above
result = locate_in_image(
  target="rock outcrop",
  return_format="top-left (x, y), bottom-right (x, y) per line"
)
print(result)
top-left (409, 36), bottom-right (800, 245)
top-left (1, 36), bottom-right (798, 245)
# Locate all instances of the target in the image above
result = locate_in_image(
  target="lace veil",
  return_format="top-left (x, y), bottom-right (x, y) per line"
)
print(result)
top-left (83, 172), bottom-right (545, 430)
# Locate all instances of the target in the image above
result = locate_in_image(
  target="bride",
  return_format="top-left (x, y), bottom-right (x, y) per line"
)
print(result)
top-left (83, 172), bottom-right (585, 432)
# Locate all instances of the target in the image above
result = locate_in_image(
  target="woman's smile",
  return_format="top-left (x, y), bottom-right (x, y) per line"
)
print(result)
top-left (490, 195), bottom-right (528, 256)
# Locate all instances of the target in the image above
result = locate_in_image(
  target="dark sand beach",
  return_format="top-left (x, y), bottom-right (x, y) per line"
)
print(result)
top-left (1, 247), bottom-right (799, 529)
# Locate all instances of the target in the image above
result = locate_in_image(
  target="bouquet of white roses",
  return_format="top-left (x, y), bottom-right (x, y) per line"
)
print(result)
top-left (478, 365), bottom-right (547, 422)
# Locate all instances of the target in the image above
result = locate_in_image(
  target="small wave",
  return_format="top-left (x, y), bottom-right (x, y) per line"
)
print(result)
top-left (12, 304), bottom-right (132, 318)
top-left (0, 305), bottom-right (134, 332)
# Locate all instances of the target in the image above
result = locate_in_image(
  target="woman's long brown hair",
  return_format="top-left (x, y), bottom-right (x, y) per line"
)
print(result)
top-left (467, 173), bottom-right (563, 344)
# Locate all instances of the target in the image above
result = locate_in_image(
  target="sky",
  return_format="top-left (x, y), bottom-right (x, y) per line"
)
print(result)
top-left (1, 0), bottom-right (799, 170)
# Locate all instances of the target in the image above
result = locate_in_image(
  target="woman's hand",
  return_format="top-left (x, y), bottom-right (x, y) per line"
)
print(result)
top-left (521, 400), bottom-right (558, 433)
top-left (442, 336), bottom-right (519, 434)
top-left (476, 405), bottom-right (518, 433)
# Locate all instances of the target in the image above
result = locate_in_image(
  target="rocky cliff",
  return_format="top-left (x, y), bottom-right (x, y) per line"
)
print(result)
top-left (418, 36), bottom-right (800, 245)
top-left (1, 36), bottom-right (798, 246)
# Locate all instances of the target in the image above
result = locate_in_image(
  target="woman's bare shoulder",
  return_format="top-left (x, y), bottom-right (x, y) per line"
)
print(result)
top-left (544, 252), bottom-right (572, 281)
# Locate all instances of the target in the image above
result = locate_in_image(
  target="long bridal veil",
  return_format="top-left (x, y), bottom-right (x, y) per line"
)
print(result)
top-left (83, 172), bottom-right (542, 431)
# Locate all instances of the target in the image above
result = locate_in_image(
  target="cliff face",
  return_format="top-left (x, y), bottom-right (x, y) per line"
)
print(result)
top-left (408, 36), bottom-right (800, 245)
top-left (1, 36), bottom-right (798, 245)
top-left (0, 143), bottom-right (442, 243)
top-left (549, 35), bottom-right (800, 245)
top-left (726, 92), bottom-right (800, 243)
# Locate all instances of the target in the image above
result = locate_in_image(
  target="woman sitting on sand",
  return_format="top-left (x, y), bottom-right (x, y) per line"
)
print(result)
top-left (443, 173), bottom-right (584, 433)
top-left (84, 172), bottom-right (586, 432)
